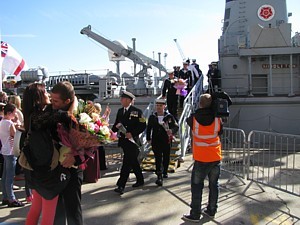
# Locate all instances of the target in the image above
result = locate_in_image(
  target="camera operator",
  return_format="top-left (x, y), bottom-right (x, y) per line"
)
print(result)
top-left (182, 93), bottom-right (223, 222)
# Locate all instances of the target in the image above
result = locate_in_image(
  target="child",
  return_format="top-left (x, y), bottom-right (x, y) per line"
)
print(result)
top-left (0, 103), bottom-right (24, 207)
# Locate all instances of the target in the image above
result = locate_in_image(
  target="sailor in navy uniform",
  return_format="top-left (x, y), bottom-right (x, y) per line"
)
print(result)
top-left (178, 61), bottom-right (192, 108)
top-left (207, 62), bottom-right (221, 93)
top-left (162, 70), bottom-right (179, 120)
top-left (112, 91), bottom-right (146, 194)
top-left (146, 99), bottom-right (178, 186)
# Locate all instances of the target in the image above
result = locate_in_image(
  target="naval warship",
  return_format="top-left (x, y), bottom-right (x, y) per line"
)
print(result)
top-left (3, 0), bottom-right (300, 136)
top-left (218, 0), bottom-right (300, 135)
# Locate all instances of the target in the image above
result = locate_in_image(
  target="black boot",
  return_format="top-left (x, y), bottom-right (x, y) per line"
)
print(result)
top-left (155, 175), bottom-right (163, 186)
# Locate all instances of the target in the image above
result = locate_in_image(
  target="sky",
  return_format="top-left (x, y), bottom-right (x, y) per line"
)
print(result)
top-left (1, 0), bottom-right (300, 77)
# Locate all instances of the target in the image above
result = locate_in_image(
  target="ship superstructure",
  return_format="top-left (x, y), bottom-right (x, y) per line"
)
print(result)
top-left (218, 0), bottom-right (300, 134)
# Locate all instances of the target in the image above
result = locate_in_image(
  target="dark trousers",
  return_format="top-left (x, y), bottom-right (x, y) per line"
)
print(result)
top-left (54, 168), bottom-right (83, 225)
top-left (117, 141), bottom-right (144, 188)
top-left (152, 143), bottom-right (171, 176)
top-left (0, 154), bottom-right (3, 178)
top-left (98, 146), bottom-right (107, 170)
top-left (167, 95), bottom-right (178, 119)
top-left (190, 161), bottom-right (221, 217)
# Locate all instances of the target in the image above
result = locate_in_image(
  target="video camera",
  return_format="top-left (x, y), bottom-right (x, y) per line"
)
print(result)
top-left (211, 92), bottom-right (232, 117)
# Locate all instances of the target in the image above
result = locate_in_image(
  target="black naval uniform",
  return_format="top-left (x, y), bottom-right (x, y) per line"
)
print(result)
top-left (112, 105), bottom-right (146, 191)
top-left (178, 68), bottom-right (192, 108)
top-left (207, 67), bottom-right (221, 93)
top-left (162, 78), bottom-right (178, 119)
top-left (146, 111), bottom-right (178, 184)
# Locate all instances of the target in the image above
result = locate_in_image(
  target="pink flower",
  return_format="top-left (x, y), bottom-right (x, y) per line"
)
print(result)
top-left (110, 130), bottom-right (118, 141)
top-left (94, 124), bottom-right (100, 133)
top-left (96, 119), bottom-right (103, 127)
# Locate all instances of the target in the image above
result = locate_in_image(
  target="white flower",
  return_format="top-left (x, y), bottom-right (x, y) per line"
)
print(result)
top-left (77, 99), bottom-right (85, 114)
top-left (100, 125), bottom-right (110, 136)
top-left (91, 113), bottom-right (100, 122)
top-left (79, 113), bottom-right (92, 124)
top-left (87, 122), bottom-right (95, 131)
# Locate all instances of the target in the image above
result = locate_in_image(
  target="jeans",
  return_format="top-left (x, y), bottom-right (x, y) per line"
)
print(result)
top-left (190, 160), bottom-right (221, 217)
top-left (2, 155), bottom-right (17, 201)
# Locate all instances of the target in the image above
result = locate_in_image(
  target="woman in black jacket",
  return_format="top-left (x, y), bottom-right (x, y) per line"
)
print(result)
top-left (22, 83), bottom-right (71, 225)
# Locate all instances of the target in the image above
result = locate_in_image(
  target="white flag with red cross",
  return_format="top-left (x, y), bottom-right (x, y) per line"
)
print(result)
top-left (1, 41), bottom-right (28, 81)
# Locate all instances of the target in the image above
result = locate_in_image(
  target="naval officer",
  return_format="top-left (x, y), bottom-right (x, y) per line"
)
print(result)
top-left (111, 91), bottom-right (146, 194)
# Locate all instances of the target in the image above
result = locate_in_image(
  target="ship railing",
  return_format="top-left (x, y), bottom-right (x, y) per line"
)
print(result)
top-left (48, 74), bottom-right (91, 86)
top-left (178, 75), bottom-right (205, 160)
top-left (244, 130), bottom-right (300, 196)
top-left (220, 73), bottom-right (300, 97)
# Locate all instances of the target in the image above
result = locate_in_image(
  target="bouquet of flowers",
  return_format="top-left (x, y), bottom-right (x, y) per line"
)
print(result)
top-left (74, 99), bottom-right (117, 145)
top-left (159, 121), bottom-right (174, 144)
top-left (57, 99), bottom-right (117, 165)
top-left (174, 78), bottom-right (188, 97)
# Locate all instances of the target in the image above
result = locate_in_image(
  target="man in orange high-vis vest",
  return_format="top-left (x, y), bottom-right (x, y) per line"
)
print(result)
top-left (182, 93), bottom-right (223, 222)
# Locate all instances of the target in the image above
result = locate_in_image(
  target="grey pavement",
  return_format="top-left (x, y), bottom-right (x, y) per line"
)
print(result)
top-left (1, 153), bottom-right (299, 225)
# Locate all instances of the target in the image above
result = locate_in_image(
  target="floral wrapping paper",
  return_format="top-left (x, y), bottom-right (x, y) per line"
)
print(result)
top-left (57, 100), bottom-right (117, 166)
top-left (174, 79), bottom-right (188, 97)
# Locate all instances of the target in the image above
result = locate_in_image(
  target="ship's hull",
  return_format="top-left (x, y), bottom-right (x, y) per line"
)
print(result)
top-left (228, 96), bottom-right (300, 135)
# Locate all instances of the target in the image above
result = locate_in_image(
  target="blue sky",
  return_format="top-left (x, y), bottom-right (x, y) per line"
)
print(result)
top-left (1, 0), bottom-right (300, 76)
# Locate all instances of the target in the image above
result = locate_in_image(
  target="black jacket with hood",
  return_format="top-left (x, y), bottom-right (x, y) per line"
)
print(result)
top-left (186, 108), bottom-right (223, 136)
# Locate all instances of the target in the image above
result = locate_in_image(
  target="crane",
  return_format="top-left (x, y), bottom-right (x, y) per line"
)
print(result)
top-left (80, 25), bottom-right (167, 73)
top-left (80, 25), bottom-right (168, 94)
top-left (127, 47), bottom-right (167, 73)
top-left (81, 25), bottom-right (145, 67)
top-left (173, 39), bottom-right (186, 61)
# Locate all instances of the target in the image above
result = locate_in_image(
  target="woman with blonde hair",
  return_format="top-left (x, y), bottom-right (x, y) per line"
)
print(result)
top-left (8, 95), bottom-right (23, 128)
top-left (9, 95), bottom-right (33, 203)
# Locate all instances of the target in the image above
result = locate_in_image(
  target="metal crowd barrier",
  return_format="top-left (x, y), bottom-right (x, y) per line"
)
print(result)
top-left (245, 130), bottom-right (300, 196)
top-left (221, 127), bottom-right (247, 185)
